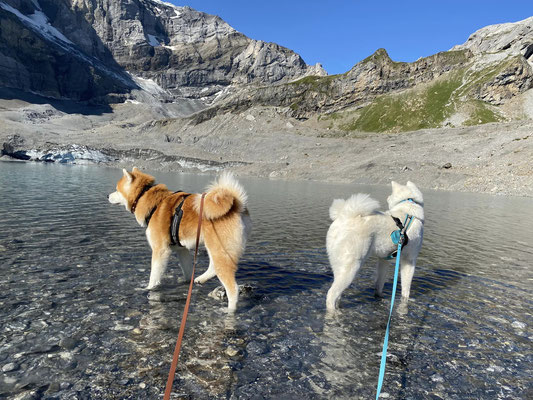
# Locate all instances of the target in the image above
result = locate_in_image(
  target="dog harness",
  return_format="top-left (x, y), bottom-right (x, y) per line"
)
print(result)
top-left (386, 198), bottom-right (416, 260)
top-left (170, 192), bottom-right (191, 247)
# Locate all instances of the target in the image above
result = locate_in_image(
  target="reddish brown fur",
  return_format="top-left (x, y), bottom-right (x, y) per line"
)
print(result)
top-left (111, 168), bottom-right (248, 311)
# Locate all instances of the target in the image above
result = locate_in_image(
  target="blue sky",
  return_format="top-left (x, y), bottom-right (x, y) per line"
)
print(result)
top-left (171, 1), bottom-right (532, 75)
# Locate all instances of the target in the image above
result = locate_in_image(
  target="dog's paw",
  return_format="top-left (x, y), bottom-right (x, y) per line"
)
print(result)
top-left (398, 298), bottom-right (410, 315)
top-left (145, 282), bottom-right (161, 290)
top-left (195, 276), bottom-right (211, 284)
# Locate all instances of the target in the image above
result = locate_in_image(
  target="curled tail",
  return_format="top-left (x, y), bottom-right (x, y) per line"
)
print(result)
top-left (196, 171), bottom-right (248, 220)
top-left (329, 193), bottom-right (380, 221)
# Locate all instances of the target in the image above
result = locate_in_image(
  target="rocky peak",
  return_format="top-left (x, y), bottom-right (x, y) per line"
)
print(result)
top-left (451, 16), bottom-right (533, 61)
top-left (68, 0), bottom-right (324, 99)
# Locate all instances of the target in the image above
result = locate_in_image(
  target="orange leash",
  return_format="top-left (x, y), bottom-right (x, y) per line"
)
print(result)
top-left (163, 193), bottom-right (205, 400)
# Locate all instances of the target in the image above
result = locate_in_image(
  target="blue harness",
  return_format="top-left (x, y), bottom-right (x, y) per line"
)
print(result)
top-left (386, 213), bottom-right (414, 259)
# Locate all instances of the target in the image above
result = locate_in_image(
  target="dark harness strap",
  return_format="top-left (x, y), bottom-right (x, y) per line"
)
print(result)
top-left (170, 192), bottom-right (191, 247)
top-left (387, 215), bottom-right (412, 259)
top-left (131, 184), bottom-right (153, 214)
top-left (391, 216), bottom-right (409, 247)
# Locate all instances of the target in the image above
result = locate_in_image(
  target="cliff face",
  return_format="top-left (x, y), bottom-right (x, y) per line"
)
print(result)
top-left (0, 0), bottom-right (325, 103)
top-left (0, 0), bottom-right (137, 102)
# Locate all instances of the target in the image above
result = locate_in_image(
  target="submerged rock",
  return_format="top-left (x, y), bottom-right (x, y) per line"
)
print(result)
top-left (208, 284), bottom-right (255, 301)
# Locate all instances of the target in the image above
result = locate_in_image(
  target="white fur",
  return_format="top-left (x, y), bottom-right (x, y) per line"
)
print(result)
top-left (108, 190), bottom-right (128, 207)
top-left (326, 182), bottom-right (425, 311)
top-left (329, 193), bottom-right (380, 221)
top-left (195, 171), bottom-right (248, 212)
top-left (212, 171), bottom-right (248, 207)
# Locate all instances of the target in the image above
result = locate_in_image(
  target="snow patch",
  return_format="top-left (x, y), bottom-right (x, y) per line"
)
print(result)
top-left (131, 75), bottom-right (169, 96)
top-left (0, 2), bottom-right (73, 46)
top-left (149, 0), bottom-right (184, 14)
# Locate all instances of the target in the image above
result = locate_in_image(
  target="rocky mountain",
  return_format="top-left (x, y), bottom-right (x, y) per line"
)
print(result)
top-left (0, 0), bottom-right (532, 132)
top-left (0, 0), bottom-right (137, 102)
top-left (0, 0), bottom-right (325, 106)
top-left (193, 17), bottom-right (533, 132)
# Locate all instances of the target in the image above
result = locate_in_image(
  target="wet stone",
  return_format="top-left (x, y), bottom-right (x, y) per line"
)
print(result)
top-left (2, 362), bottom-right (19, 372)
top-left (246, 341), bottom-right (268, 355)
top-left (225, 346), bottom-right (240, 357)
top-left (45, 382), bottom-right (60, 394)
top-left (511, 321), bottom-right (526, 329)
top-left (59, 337), bottom-right (78, 350)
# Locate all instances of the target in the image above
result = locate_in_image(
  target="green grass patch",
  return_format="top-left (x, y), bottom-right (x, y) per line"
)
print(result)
top-left (343, 73), bottom-right (464, 132)
top-left (288, 74), bottom-right (341, 95)
top-left (463, 100), bottom-right (502, 126)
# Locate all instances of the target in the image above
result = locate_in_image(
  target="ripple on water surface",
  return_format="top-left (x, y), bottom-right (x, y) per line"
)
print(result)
top-left (0, 162), bottom-right (531, 399)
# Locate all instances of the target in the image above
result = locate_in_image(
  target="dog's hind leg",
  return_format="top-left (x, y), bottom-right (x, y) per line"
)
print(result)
top-left (175, 247), bottom-right (193, 282)
top-left (147, 247), bottom-right (171, 289)
top-left (202, 241), bottom-right (239, 312)
top-left (210, 250), bottom-right (239, 312)
top-left (374, 258), bottom-right (389, 298)
top-left (326, 260), bottom-right (362, 311)
top-left (194, 251), bottom-right (216, 284)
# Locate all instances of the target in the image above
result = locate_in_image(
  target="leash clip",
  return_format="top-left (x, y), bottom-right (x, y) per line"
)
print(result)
top-left (398, 233), bottom-right (406, 246)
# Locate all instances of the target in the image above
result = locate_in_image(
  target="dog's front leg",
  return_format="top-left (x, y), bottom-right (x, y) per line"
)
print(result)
top-left (374, 259), bottom-right (389, 298)
top-left (147, 247), bottom-right (171, 290)
top-left (400, 258), bottom-right (416, 301)
top-left (175, 247), bottom-right (193, 282)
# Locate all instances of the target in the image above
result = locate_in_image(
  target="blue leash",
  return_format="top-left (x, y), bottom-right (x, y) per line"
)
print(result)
top-left (375, 242), bottom-right (402, 399)
top-left (376, 214), bottom-right (413, 399)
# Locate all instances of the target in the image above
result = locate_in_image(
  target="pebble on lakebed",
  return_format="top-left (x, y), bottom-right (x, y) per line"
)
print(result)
top-left (208, 284), bottom-right (255, 300)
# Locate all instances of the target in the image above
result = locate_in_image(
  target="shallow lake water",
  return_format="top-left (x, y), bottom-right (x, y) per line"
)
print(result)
top-left (0, 161), bottom-right (531, 399)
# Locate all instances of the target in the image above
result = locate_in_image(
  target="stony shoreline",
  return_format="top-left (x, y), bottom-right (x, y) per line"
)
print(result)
top-left (1, 115), bottom-right (532, 198)
top-left (1, 96), bottom-right (532, 197)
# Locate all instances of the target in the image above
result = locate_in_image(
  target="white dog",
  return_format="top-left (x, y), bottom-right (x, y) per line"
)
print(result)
top-left (326, 181), bottom-right (424, 310)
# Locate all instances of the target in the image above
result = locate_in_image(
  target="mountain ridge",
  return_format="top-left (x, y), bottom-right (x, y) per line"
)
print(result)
top-left (0, 1), bottom-right (532, 132)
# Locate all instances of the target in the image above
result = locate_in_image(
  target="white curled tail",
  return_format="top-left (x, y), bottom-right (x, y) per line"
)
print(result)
top-left (329, 193), bottom-right (380, 221)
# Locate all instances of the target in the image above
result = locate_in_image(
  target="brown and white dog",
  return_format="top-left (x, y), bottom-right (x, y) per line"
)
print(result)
top-left (108, 168), bottom-right (251, 312)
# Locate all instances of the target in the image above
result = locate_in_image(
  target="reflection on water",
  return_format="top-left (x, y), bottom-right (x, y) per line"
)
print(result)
top-left (0, 161), bottom-right (531, 399)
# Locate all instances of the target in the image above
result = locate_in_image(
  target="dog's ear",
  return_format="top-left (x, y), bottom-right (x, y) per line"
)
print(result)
top-left (122, 168), bottom-right (133, 183)
top-left (391, 181), bottom-right (400, 190)
top-left (406, 181), bottom-right (417, 190)
top-left (132, 166), bottom-right (139, 173)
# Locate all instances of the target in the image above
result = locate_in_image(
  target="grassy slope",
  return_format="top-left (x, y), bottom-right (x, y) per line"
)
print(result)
top-left (321, 59), bottom-right (517, 133)
top-left (292, 52), bottom-right (522, 133)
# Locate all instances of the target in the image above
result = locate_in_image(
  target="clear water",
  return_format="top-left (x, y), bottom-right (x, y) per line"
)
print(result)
top-left (0, 161), bottom-right (531, 399)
